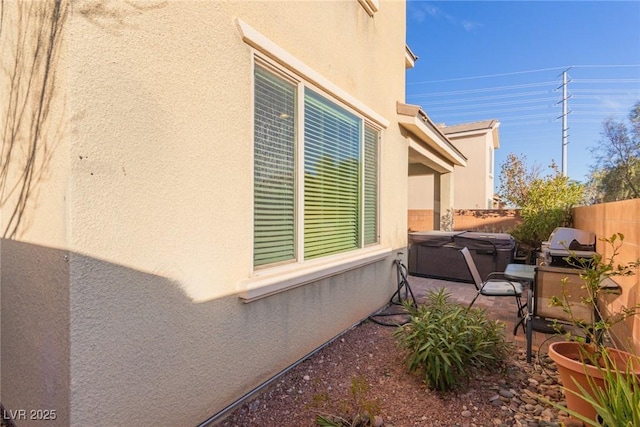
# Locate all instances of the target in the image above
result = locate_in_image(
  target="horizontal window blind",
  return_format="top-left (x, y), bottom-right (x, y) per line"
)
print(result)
top-left (253, 66), bottom-right (297, 267)
top-left (364, 126), bottom-right (378, 245)
top-left (304, 89), bottom-right (361, 259)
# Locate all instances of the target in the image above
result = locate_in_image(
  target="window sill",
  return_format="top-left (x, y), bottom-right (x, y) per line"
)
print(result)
top-left (238, 246), bottom-right (392, 303)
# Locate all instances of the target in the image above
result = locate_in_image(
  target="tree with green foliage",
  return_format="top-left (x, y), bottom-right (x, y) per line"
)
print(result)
top-left (498, 153), bottom-right (540, 208)
top-left (498, 154), bottom-right (585, 256)
top-left (586, 101), bottom-right (640, 203)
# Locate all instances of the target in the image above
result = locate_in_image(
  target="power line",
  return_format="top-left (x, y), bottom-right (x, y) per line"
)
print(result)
top-left (410, 90), bottom-right (551, 104)
top-left (572, 111), bottom-right (631, 116)
top-left (407, 65), bottom-right (640, 86)
top-left (501, 122), bottom-right (559, 129)
top-left (408, 81), bottom-right (557, 98)
top-left (429, 104), bottom-right (556, 116)
top-left (422, 97), bottom-right (558, 111)
top-left (570, 119), bottom-right (617, 124)
top-left (405, 66), bottom-right (640, 148)
top-left (459, 112), bottom-right (559, 121)
top-left (572, 79), bottom-right (640, 83)
top-left (571, 88), bottom-right (640, 93)
top-left (573, 64), bottom-right (640, 69)
top-left (407, 66), bottom-right (568, 85)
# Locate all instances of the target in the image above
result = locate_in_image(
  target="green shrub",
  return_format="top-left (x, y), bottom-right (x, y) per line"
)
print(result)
top-left (393, 288), bottom-right (511, 391)
top-left (499, 155), bottom-right (584, 254)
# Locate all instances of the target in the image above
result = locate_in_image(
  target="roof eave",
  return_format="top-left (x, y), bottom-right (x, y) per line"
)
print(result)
top-left (397, 102), bottom-right (467, 167)
top-left (405, 45), bottom-right (418, 69)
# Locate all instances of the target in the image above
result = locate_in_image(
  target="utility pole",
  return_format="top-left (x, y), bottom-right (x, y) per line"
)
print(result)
top-left (557, 68), bottom-right (572, 176)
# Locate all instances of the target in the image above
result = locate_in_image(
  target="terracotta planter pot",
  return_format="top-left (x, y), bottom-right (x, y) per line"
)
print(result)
top-left (548, 341), bottom-right (640, 423)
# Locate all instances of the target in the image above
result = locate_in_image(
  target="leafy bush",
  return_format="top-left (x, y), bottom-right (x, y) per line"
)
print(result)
top-left (393, 288), bottom-right (511, 391)
top-left (514, 168), bottom-right (584, 252)
top-left (499, 155), bottom-right (585, 255)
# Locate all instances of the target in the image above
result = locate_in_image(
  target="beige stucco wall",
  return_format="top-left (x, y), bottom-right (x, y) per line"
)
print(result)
top-left (407, 175), bottom-right (435, 210)
top-left (0, 0), bottom-right (71, 248)
top-left (2, 1), bottom-right (409, 425)
top-left (573, 199), bottom-right (640, 353)
top-left (1, 2), bottom-right (72, 424)
top-left (408, 130), bottom-right (496, 213)
top-left (449, 132), bottom-right (494, 209)
top-left (1, 240), bottom-right (71, 426)
top-left (64, 0), bottom-right (408, 301)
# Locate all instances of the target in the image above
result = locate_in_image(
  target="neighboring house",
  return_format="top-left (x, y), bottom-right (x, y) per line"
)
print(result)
top-left (407, 118), bottom-right (500, 230)
top-left (442, 120), bottom-right (501, 210)
top-left (0, 1), bottom-right (439, 426)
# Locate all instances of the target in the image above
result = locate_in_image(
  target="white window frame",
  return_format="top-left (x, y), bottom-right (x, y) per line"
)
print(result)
top-left (237, 19), bottom-right (390, 302)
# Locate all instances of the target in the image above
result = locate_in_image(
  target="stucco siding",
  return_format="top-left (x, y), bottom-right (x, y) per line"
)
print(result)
top-left (573, 200), bottom-right (640, 353)
top-left (66, 1), bottom-right (254, 301)
top-left (2, 1), bottom-right (408, 425)
top-left (68, 253), bottom-right (395, 425)
top-left (1, 240), bottom-right (71, 427)
top-left (64, 0), bottom-right (407, 301)
top-left (408, 175), bottom-right (435, 210)
top-left (451, 133), bottom-right (492, 209)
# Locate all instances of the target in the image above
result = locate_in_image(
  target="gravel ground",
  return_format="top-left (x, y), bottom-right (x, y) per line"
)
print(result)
top-left (219, 320), bottom-right (575, 427)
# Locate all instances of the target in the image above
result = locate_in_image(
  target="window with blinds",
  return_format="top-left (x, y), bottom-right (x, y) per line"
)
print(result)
top-left (304, 89), bottom-right (361, 259)
top-left (364, 126), bottom-right (379, 246)
top-left (253, 66), bottom-right (297, 267)
top-left (253, 64), bottom-right (380, 268)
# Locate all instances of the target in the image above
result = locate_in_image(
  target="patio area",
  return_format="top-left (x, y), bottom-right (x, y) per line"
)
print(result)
top-left (406, 274), bottom-right (562, 362)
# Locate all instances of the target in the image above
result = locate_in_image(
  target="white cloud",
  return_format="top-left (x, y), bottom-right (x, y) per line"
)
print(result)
top-left (411, 8), bottom-right (426, 23)
top-left (425, 4), bottom-right (440, 17)
top-left (412, 2), bottom-right (483, 33)
top-left (462, 20), bottom-right (482, 32)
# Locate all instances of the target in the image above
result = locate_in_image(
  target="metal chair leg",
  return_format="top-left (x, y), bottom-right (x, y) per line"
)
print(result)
top-left (526, 290), bottom-right (534, 363)
top-left (467, 292), bottom-right (481, 309)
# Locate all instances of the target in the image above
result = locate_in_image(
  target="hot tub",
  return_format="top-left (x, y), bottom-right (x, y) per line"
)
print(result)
top-left (408, 231), bottom-right (515, 282)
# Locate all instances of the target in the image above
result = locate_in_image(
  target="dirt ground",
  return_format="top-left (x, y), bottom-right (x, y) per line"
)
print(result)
top-left (218, 320), bottom-right (569, 427)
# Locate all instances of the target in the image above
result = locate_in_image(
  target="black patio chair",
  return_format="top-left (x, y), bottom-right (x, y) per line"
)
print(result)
top-left (460, 246), bottom-right (526, 334)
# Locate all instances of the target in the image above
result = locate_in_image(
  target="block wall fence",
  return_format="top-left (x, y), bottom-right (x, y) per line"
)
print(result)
top-left (408, 200), bottom-right (640, 352)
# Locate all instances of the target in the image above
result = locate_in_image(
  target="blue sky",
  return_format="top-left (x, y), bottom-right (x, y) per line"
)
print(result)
top-left (405, 1), bottom-right (640, 186)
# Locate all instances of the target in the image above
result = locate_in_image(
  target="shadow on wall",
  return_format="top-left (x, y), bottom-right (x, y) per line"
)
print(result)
top-left (1, 239), bottom-right (70, 426)
top-left (1, 239), bottom-right (391, 426)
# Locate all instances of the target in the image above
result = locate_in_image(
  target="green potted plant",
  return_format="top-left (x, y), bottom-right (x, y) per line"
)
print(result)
top-left (546, 233), bottom-right (640, 424)
top-left (550, 351), bottom-right (640, 426)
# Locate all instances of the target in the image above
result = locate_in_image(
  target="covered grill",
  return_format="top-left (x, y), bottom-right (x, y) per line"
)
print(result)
top-left (541, 227), bottom-right (597, 267)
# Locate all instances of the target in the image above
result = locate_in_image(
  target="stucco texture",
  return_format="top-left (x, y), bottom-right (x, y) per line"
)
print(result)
top-left (449, 132), bottom-right (494, 210)
top-left (573, 199), bottom-right (640, 354)
top-left (2, 1), bottom-right (409, 425)
top-left (1, 240), bottom-right (70, 426)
